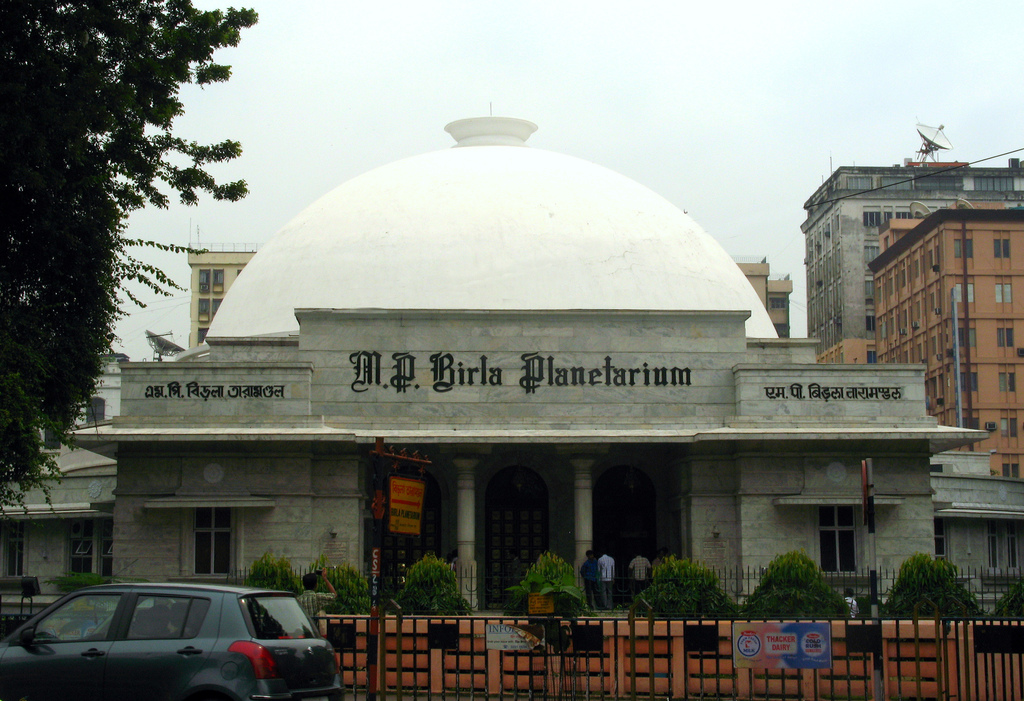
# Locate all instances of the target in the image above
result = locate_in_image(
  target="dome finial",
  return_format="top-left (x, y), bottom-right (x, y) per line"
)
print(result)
top-left (445, 117), bottom-right (537, 147)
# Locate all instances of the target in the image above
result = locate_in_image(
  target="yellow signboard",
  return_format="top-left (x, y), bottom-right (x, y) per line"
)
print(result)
top-left (527, 593), bottom-right (555, 615)
top-left (388, 475), bottom-right (426, 536)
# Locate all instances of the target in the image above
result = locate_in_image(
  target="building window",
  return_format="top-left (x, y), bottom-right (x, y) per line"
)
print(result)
top-left (976, 176), bottom-right (1014, 191)
top-left (198, 327), bottom-right (209, 343)
top-left (1004, 463), bottom-right (1020, 478)
top-left (866, 350), bottom-right (877, 363)
top-left (960, 371), bottom-right (979, 392)
top-left (69, 519), bottom-right (113, 576)
top-left (957, 327), bottom-right (977, 348)
top-left (848, 175), bottom-right (872, 189)
top-left (198, 269), bottom-right (211, 291)
top-left (211, 298), bottom-right (223, 316)
top-left (1000, 372), bottom-right (1017, 393)
top-left (819, 506), bottom-right (856, 572)
top-left (212, 269), bottom-right (225, 287)
top-left (998, 327), bottom-right (1015, 347)
top-left (953, 283), bottom-right (974, 303)
top-left (954, 239), bottom-right (974, 258)
top-left (865, 315), bottom-right (876, 332)
top-left (917, 175), bottom-right (962, 190)
top-left (87, 396), bottom-right (106, 424)
top-left (934, 519), bottom-right (946, 559)
top-left (1001, 418), bottom-right (1019, 437)
top-left (863, 211), bottom-right (882, 227)
top-left (989, 521), bottom-right (1020, 569)
top-left (3, 522), bottom-right (25, 576)
top-left (995, 238), bottom-right (1011, 258)
top-left (769, 296), bottom-right (787, 309)
top-left (195, 507), bottom-right (231, 575)
top-left (198, 298), bottom-right (210, 316)
top-left (864, 245), bottom-right (880, 263)
top-left (997, 283), bottom-right (1013, 304)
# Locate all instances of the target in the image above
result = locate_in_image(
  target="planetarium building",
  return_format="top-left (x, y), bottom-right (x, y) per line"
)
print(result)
top-left (88, 118), bottom-right (979, 606)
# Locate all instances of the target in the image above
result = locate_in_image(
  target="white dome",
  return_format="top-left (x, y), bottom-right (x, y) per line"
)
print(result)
top-left (209, 118), bottom-right (778, 339)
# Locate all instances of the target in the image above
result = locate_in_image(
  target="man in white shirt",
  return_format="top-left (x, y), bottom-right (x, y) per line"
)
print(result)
top-left (597, 551), bottom-right (615, 609)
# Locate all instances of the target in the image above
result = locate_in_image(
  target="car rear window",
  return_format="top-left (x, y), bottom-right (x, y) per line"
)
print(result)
top-left (243, 595), bottom-right (319, 640)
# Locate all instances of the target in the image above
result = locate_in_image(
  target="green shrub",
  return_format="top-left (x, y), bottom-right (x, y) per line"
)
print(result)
top-left (637, 556), bottom-right (736, 617)
top-left (504, 551), bottom-right (587, 617)
top-left (994, 576), bottom-right (1024, 617)
top-left (884, 553), bottom-right (981, 617)
top-left (47, 572), bottom-right (111, 593)
top-left (307, 555), bottom-right (370, 614)
top-left (244, 552), bottom-right (301, 594)
top-left (742, 550), bottom-right (846, 617)
top-left (394, 553), bottom-right (470, 615)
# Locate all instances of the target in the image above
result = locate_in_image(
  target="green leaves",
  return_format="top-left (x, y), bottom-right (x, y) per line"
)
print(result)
top-left (504, 552), bottom-right (588, 616)
top-left (393, 554), bottom-right (471, 615)
top-left (884, 553), bottom-right (982, 617)
top-left (742, 550), bottom-right (847, 618)
top-left (0, 1), bottom-right (255, 503)
top-left (639, 556), bottom-right (737, 617)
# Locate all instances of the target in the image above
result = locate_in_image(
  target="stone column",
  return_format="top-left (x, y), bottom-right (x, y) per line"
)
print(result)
top-left (571, 457), bottom-right (596, 570)
top-left (453, 458), bottom-right (479, 608)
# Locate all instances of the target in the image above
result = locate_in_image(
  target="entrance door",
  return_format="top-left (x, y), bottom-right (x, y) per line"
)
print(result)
top-left (485, 466), bottom-right (548, 607)
top-left (593, 465), bottom-right (656, 605)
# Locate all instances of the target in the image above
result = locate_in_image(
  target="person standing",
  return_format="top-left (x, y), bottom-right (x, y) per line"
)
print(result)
top-left (628, 553), bottom-right (652, 595)
top-left (297, 568), bottom-right (337, 619)
top-left (580, 550), bottom-right (599, 608)
top-left (597, 550), bottom-right (615, 609)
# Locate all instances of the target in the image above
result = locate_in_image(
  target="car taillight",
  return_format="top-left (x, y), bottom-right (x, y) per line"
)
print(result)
top-left (228, 640), bottom-right (281, 679)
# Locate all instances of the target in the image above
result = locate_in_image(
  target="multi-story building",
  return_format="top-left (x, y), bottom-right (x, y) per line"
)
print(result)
top-left (188, 248), bottom-right (256, 346)
top-left (802, 159), bottom-right (1024, 362)
top-left (870, 207), bottom-right (1024, 477)
top-left (736, 258), bottom-right (793, 338)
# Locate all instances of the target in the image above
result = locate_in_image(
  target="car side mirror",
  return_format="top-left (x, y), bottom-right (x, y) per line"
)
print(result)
top-left (18, 626), bottom-right (35, 647)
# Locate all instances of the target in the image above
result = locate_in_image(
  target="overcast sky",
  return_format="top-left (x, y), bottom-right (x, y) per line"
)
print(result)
top-left (115, 0), bottom-right (1024, 361)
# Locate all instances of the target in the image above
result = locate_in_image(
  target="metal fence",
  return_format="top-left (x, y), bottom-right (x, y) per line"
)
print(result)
top-left (230, 564), bottom-right (1024, 612)
top-left (317, 611), bottom-right (1024, 701)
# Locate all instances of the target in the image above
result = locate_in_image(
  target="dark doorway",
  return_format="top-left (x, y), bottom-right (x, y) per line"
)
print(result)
top-left (381, 471), bottom-right (442, 594)
top-left (593, 465), bottom-right (656, 604)
top-left (484, 465), bottom-right (549, 608)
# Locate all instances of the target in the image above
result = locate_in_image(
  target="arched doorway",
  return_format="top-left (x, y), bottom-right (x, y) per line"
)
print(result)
top-left (381, 471), bottom-right (442, 594)
top-left (484, 465), bottom-right (548, 607)
top-left (593, 465), bottom-right (656, 605)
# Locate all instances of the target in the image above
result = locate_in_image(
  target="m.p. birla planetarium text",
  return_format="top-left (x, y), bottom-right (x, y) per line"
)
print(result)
top-left (349, 351), bottom-right (692, 395)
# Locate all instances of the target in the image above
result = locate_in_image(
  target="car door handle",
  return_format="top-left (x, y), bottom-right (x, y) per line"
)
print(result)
top-left (177, 646), bottom-right (204, 656)
top-left (81, 648), bottom-right (106, 658)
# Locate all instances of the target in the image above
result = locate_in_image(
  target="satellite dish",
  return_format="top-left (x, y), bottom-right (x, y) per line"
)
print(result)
top-left (146, 330), bottom-right (185, 361)
top-left (909, 201), bottom-right (931, 218)
top-left (916, 123), bottom-right (953, 162)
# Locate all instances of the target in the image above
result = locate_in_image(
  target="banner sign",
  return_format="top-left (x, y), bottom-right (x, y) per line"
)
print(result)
top-left (485, 623), bottom-right (545, 651)
top-left (387, 475), bottom-right (426, 536)
top-left (732, 622), bottom-right (832, 669)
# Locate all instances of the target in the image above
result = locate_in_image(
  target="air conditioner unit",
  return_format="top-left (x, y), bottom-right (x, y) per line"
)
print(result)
top-left (935, 397), bottom-right (944, 405)
top-left (934, 307), bottom-right (942, 315)
top-left (932, 264), bottom-right (940, 272)
top-left (900, 328), bottom-right (908, 335)
top-left (912, 321), bottom-right (920, 329)
top-left (1017, 348), bottom-right (1024, 358)
top-left (985, 421), bottom-right (998, 432)
top-left (936, 353), bottom-right (943, 361)
top-left (199, 283), bottom-right (209, 292)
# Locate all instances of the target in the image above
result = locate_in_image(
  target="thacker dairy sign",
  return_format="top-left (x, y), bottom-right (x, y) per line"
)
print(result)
top-left (350, 351), bottom-right (692, 395)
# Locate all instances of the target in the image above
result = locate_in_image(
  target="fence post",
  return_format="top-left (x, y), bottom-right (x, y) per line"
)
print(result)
top-left (628, 597), bottom-right (654, 701)
top-left (383, 600), bottom-right (403, 701)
